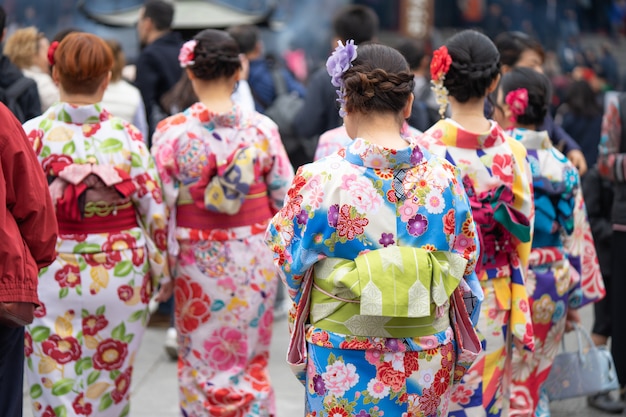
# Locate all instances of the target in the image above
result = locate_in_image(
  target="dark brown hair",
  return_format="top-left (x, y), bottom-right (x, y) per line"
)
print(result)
top-left (105, 39), bottom-right (125, 82)
top-left (188, 29), bottom-right (241, 81)
top-left (342, 43), bottom-right (414, 115)
top-left (54, 33), bottom-right (113, 95)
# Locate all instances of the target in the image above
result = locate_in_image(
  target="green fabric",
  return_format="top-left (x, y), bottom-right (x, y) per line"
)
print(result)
top-left (310, 247), bottom-right (467, 338)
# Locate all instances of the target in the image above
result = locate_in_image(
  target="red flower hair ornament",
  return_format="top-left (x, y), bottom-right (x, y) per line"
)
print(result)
top-left (505, 88), bottom-right (529, 124)
top-left (430, 46), bottom-right (452, 119)
top-left (47, 41), bottom-right (59, 67)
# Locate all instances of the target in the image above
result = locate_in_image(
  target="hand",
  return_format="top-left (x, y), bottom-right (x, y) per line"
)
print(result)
top-left (153, 280), bottom-right (173, 303)
top-left (564, 308), bottom-right (581, 333)
top-left (566, 149), bottom-right (588, 176)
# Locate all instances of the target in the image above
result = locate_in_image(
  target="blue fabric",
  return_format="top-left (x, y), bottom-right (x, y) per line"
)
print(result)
top-left (248, 59), bottom-right (306, 113)
top-left (0, 325), bottom-right (25, 417)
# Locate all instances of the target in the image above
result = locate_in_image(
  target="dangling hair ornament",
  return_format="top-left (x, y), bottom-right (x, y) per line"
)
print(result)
top-left (326, 39), bottom-right (357, 118)
top-left (47, 41), bottom-right (59, 67)
top-left (430, 45), bottom-right (452, 119)
top-left (505, 88), bottom-right (529, 124)
top-left (179, 39), bottom-right (197, 68)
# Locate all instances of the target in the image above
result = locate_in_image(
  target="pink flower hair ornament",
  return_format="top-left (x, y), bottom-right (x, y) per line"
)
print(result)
top-left (430, 46), bottom-right (452, 119)
top-left (179, 39), bottom-right (197, 68)
top-left (505, 88), bottom-right (529, 124)
top-left (326, 39), bottom-right (357, 118)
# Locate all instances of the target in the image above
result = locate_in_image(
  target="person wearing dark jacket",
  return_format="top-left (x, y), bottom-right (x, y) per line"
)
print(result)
top-left (135, 0), bottom-right (183, 141)
top-left (292, 5), bottom-right (379, 140)
top-left (598, 91), bottom-right (626, 406)
top-left (0, 7), bottom-right (41, 123)
top-left (582, 165), bottom-right (625, 413)
top-left (0, 101), bottom-right (57, 417)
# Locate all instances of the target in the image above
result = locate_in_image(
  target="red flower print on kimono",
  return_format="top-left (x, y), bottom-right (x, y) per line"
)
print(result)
top-left (203, 327), bottom-right (248, 371)
top-left (125, 123), bottom-right (143, 142)
top-left (82, 123), bottom-right (101, 138)
top-left (204, 386), bottom-right (255, 417)
top-left (42, 335), bottom-right (82, 364)
top-left (492, 153), bottom-right (514, 183)
top-left (111, 366), bottom-right (133, 404)
top-left (134, 172), bottom-right (163, 203)
top-left (24, 332), bottom-right (33, 357)
top-left (102, 233), bottom-right (137, 252)
top-left (84, 251), bottom-right (122, 269)
top-left (82, 314), bottom-right (108, 336)
top-left (117, 284), bottom-right (134, 302)
top-left (140, 272), bottom-right (153, 303)
top-left (443, 209), bottom-right (456, 235)
top-left (42, 405), bottom-right (57, 417)
top-left (244, 354), bottom-right (271, 392)
top-left (336, 204), bottom-right (369, 240)
top-left (72, 393), bottom-right (93, 416)
top-left (377, 362), bottom-right (404, 392)
top-left (93, 338), bottom-right (128, 370)
top-left (175, 275), bottom-right (212, 334)
top-left (419, 386), bottom-right (442, 415)
top-left (404, 351), bottom-right (420, 377)
top-left (55, 263), bottom-right (80, 288)
top-left (27, 128), bottom-right (44, 154)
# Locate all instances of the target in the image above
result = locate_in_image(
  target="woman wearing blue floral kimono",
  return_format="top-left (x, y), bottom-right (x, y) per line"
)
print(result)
top-left (266, 42), bottom-right (483, 416)
top-left (493, 67), bottom-right (605, 416)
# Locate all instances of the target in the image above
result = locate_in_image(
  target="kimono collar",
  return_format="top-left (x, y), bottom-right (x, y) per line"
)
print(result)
top-left (435, 118), bottom-right (508, 149)
top-left (507, 128), bottom-right (552, 150)
top-left (344, 137), bottom-right (427, 169)
top-left (185, 102), bottom-right (243, 128)
top-left (47, 102), bottom-right (111, 124)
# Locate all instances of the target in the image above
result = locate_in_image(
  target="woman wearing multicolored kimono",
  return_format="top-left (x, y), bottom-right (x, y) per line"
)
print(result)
top-left (493, 67), bottom-right (605, 416)
top-left (22, 33), bottom-right (172, 417)
top-left (415, 30), bottom-right (536, 417)
top-left (267, 42), bottom-right (483, 417)
top-left (150, 30), bottom-right (293, 416)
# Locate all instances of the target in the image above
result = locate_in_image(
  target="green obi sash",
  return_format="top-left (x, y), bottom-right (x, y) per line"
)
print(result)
top-left (310, 247), bottom-right (467, 338)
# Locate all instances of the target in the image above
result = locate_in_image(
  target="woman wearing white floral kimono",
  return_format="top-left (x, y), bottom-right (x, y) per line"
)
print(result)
top-left (22, 33), bottom-right (171, 417)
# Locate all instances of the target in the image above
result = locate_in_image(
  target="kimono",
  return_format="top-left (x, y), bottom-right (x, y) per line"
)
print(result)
top-left (506, 129), bottom-right (605, 417)
top-left (314, 123), bottom-right (421, 161)
top-left (415, 119), bottom-right (535, 417)
top-left (151, 102), bottom-right (293, 417)
top-left (266, 137), bottom-right (482, 417)
top-left (22, 102), bottom-right (169, 417)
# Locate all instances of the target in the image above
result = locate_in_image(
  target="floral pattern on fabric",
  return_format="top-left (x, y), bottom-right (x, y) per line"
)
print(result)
top-left (22, 102), bottom-right (169, 417)
top-left (266, 137), bottom-right (481, 415)
top-left (151, 102), bottom-right (294, 417)
top-left (506, 128), bottom-right (604, 416)
top-left (415, 118), bottom-right (535, 417)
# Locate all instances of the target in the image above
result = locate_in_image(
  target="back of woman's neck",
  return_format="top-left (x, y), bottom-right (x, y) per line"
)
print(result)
top-left (450, 100), bottom-right (490, 133)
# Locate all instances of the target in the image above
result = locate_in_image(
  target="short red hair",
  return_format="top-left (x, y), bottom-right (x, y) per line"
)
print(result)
top-left (54, 33), bottom-right (113, 95)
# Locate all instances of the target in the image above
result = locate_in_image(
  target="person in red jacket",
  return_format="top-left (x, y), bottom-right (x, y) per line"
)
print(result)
top-left (0, 101), bottom-right (57, 417)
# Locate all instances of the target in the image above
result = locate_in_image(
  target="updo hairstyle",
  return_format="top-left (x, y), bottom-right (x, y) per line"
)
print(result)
top-left (53, 33), bottom-right (113, 95)
top-left (499, 67), bottom-right (552, 127)
top-left (342, 43), bottom-right (415, 116)
top-left (444, 30), bottom-right (501, 103)
top-left (188, 29), bottom-right (241, 81)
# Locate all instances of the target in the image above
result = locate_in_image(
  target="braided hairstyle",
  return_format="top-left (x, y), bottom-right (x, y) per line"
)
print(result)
top-left (499, 67), bottom-right (552, 127)
top-left (342, 43), bottom-right (415, 116)
top-left (444, 30), bottom-right (501, 103)
top-left (188, 29), bottom-right (241, 81)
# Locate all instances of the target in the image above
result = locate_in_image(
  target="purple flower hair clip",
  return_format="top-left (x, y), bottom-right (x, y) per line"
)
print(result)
top-left (326, 39), bottom-right (357, 117)
top-left (179, 39), bottom-right (197, 68)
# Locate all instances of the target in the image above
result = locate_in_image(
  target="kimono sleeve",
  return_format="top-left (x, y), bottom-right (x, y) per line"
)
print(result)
top-left (563, 182), bottom-right (606, 308)
top-left (126, 122), bottom-right (170, 284)
top-left (257, 118), bottom-right (294, 213)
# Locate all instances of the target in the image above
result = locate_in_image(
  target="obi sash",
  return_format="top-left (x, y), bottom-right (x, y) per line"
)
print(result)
top-left (532, 175), bottom-right (576, 249)
top-left (48, 162), bottom-right (139, 234)
top-left (177, 182), bottom-right (272, 230)
top-left (309, 247), bottom-right (467, 338)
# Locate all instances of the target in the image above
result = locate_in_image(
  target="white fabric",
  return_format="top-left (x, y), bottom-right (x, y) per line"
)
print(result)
top-left (102, 80), bottom-right (149, 142)
top-left (23, 66), bottom-right (59, 112)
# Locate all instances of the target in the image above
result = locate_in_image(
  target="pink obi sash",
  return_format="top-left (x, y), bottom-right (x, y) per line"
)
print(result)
top-left (176, 183), bottom-right (272, 230)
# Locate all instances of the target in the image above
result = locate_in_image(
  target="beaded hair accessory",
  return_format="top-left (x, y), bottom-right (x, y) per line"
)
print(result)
top-left (326, 39), bottom-right (357, 118)
top-left (48, 41), bottom-right (59, 67)
top-left (505, 88), bottom-right (529, 123)
top-left (430, 46), bottom-right (452, 119)
top-left (179, 39), bottom-right (197, 68)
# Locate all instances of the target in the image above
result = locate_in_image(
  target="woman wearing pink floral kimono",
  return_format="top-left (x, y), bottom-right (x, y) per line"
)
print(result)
top-left (151, 29), bottom-right (294, 416)
top-left (22, 33), bottom-right (171, 417)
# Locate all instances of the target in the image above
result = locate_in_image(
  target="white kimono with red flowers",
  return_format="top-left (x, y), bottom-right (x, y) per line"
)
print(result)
top-left (22, 102), bottom-right (169, 417)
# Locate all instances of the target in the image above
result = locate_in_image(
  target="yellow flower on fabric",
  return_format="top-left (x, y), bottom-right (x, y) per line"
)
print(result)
top-left (532, 294), bottom-right (555, 324)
